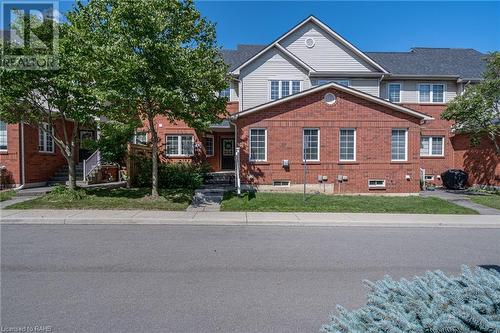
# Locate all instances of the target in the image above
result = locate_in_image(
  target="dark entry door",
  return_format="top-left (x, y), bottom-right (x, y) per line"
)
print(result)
top-left (221, 138), bottom-right (235, 170)
top-left (79, 130), bottom-right (96, 162)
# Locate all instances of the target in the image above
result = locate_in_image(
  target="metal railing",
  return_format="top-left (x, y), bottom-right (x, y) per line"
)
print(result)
top-left (83, 150), bottom-right (101, 181)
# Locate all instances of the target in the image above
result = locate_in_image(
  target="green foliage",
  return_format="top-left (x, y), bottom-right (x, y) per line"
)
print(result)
top-left (442, 52), bottom-right (500, 153)
top-left (0, 190), bottom-right (16, 202)
top-left (133, 158), bottom-right (209, 189)
top-left (82, 122), bottom-right (137, 165)
top-left (322, 266), bottom-right (500, 333)
top-left (46, 185), bottom-right (87, 202)
top-left (68, 0), bottom-right (229, 195)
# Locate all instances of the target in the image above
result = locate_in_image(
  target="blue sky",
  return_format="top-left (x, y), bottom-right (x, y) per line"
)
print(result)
top-left (58, 1), bottom-right (500, 53)
top-left (194, 1), bottom-right (500, 53)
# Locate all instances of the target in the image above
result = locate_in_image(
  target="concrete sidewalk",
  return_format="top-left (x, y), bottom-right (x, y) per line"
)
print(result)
top-left (1, 209), bottom-right (499, 228)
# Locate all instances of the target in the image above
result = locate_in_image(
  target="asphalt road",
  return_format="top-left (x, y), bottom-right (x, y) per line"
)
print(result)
top-left (1, 224), bottom-right (499, 333)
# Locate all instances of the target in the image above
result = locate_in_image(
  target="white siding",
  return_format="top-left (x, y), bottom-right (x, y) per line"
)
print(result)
top-left (240, 47), bottom-right (311, 110)
top-left (279, 22), bottom-right (377, 72)
top-left (380, 80), bottom-right (457, 103)
top-left (311, 78), bottom-right (379, 97)
top-left (230, 80), bottom-right (239, 102)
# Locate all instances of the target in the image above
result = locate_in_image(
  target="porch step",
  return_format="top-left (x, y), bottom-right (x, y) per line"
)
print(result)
top-left (48, 162), bottom-right (84, 185)
top-left (203, 172), bottom-right (235, 185)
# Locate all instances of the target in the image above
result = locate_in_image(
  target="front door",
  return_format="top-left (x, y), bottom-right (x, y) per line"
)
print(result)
top-left (79, 130), bottom-right (96, 162)
top-left (221, 138), bottom-right (235, 170)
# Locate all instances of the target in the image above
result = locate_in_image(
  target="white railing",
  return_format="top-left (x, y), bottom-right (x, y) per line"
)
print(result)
top-left (83, 150), bottom-right (101, 181)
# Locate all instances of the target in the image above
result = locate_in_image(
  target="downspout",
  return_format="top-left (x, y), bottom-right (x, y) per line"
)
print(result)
top-left (14, 121), bottom-right (25, 190)
top-left (229, 117), bottom-right (241, 195)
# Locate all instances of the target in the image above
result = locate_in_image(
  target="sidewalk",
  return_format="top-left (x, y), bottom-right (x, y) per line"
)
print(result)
top-left (1, 209), bottom-right (499, 228)
top-left (421, 190), bottom-right (500, 215)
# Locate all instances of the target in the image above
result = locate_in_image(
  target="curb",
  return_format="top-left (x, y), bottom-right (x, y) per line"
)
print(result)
top-left (1, 218), bottom-right (499, 228)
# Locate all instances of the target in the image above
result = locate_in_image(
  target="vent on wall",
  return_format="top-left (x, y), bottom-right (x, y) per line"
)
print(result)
top-left (273, 180), bottom-right (291, 187)
top-left (304, 37), bottom-right (315, 48)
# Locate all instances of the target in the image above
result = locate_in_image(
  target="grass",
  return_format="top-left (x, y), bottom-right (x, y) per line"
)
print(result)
top-left (6, 187), bottom-right (192, 210)
top-left (0, 189), bottom-right (16, 202)
top-left (220, 191), bottom-right (478, 214)
top-left (469, 194), bottom-right (500, 210)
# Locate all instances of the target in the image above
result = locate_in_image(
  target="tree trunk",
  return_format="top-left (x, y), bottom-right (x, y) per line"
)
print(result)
top-left (67, 156), bottom-right (77, 190)
top-left (148, 114), bottom-right (159, 197)
top-left (488, 132), bottom-right (500, 155)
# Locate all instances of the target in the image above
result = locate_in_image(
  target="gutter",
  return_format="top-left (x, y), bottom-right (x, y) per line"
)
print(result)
top-left (13, 121), bottom-right (25, 190)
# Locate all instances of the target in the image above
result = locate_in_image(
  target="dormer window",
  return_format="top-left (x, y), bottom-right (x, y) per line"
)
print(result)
top-left (270, 80), bottom-right (302, 100)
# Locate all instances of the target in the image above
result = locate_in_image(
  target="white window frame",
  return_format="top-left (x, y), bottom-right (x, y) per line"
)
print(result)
top-left (269, 80), bottom-right (302, 100)
top-left (418, 83), bottom-right (446, 103)
top-left (391, 128), bottom-right (408, 162)
top-left (249, 128), bottom-right (267, 162)
top-left (273, 180), bottom-right (291, 187)
top-left (132, 131), bottom-right (148, 145)
top-left (165, 134), bottom-right (194, 157)
top-left (387, 83), bottom-right (401, 103)
top-left (303, 128), bottom-right (320, 162)
top-left (0, 120), bottom-right (7, 151)
top-left (205, 134), bottom-right (214, 157)
top-left (420, 136), bottom-right (444, 157)
top-left (339, 128), bottom-right (356, 162)
top-left (368, 179), bottom-right (386, 188)
top-left (219, 87), bottom-right (230, 99)
top-left (38, 123), bottom-right (54, 153)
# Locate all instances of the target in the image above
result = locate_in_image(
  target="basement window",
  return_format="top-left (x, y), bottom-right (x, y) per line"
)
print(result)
top-left (425, 175), bottom-right (435, 181)
top-left (368, 179), bottom-right (386, 188)
top-left (273, 180), bottom-right (291, 187)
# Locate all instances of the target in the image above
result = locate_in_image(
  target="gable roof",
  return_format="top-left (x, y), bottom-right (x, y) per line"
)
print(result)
top-left (229, 15), bottom-right (388, 74)
top-left (231, 81), bottom-right (433, 121)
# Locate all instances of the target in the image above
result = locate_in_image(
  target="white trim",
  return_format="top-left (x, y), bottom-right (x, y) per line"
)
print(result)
top-left (315, 79), bottom-right (350, 87)
top-left (391, 128), bottom-right (408, 162)
top-left (249, 128), bottom-right (267, 162)
top-left (339, 128), bottom-right (356, 162)
top-left (420, 136), bottom-right (445, 157)
top-left (165, 134), bottom-right (194, 157)
top-left (38, 123), bottom-right (55, 153)
top-left (231, 16), bottom-right (388, 74)
top-left (387, 82), bottom-right (402, 103)
top-left (274, 44), bottom-right (316, 73)
top-left (232, 82), bottom-right (433, 121)
top-left (303, 128), bottom-right (320, 162)
top-left (273, 180), bottom-right (291, 187)
top-left (205, 134), bottom-right (215, 157)
top-left (368, 179), bottom-right (386, 188)
top-left (132, 131), bottom-right (148, 145)
top-left (268, 79), bottom-right (302, 101)
top-left (0, 120), bottom-right (7, 152)
top-left (418, 83), bottom-right (446, 103)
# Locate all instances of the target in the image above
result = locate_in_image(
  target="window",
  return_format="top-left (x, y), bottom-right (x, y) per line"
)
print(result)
top-left (419, 84), bottom-right (445, 103)
top-left (249, 128), bottom-right (267, 161)
top-left (205, 135), bottom-right (214, 157)
top-left (303, 128), bottom-right (319, 161)
top-left (368, 179), bottom-right (386, 188)
top-left (38, 123), bottom-right (54, 153)
top-left (132, 131), bottom-right (148, 145)
top-left (339, 129), bottom-right (356, 161)
top-left (388, 83), bottom-right (401, 103)
top-left (391, 129), bottom-right (407, 161)
top-left (424, 175), bottom-right (435, 181)
top-left (165, 134), bottom-right (194, 156)
top-left (270, 80), bottom-right (301, 100)
top-left (0, 121), bottom-right (7, 151)
top-left (220, 87), bottom-right (230, 99)
top-left (316, 79), bottom-right (350, 87)
top-left (420, 136), bottom-right (444, 156)
top-left (273, 180), bottom-right (291, 187)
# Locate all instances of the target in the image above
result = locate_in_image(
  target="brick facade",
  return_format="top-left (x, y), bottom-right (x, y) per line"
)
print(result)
top-left (235, 87), bottom-right (422, 194)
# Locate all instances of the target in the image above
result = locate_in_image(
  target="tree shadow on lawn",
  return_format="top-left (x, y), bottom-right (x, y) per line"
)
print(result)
top-left (87, 187), bottom-right (192, 203)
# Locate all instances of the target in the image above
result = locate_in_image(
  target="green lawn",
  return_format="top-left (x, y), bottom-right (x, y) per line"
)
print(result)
top-left (6, 187), bottom-right (192, 210)
top-left (469, 195), bottom-right (500, 210)
top-left (0, 189), bottom-right (16, 202)
top-left (221, 192), bottom-right (478, 214)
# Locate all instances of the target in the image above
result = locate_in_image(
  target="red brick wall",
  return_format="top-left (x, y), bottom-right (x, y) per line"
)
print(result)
top-left (23, 120), bottom-right (75, 185)
top-left (235, 88), bottom-right (422, 193)
top-left (0, 123), bottom-right (21, 186)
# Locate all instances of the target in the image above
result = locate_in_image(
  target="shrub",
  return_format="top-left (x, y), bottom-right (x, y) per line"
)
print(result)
top-left (133, 157), bottom-right (210, 189)
top-left (441, 169), bottom-right (469, 190)
top-left (46, 185), bottom-right (87, 202)
top-left (322, 266), bottom-right (500, 333)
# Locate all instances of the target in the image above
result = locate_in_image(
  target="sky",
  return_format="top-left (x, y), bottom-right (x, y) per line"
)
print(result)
top-left (56, 1), bottom-right (499, 53)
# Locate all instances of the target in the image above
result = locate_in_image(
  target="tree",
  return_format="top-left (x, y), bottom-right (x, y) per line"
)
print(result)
top-left (68, 0), bottom-right (228, 196)
top-left (442, 52), bottom-right (500, 154)
top-left (0, 16), bottom-right (98, 189)
top-left (322, 266), bottom-right (500, 333)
